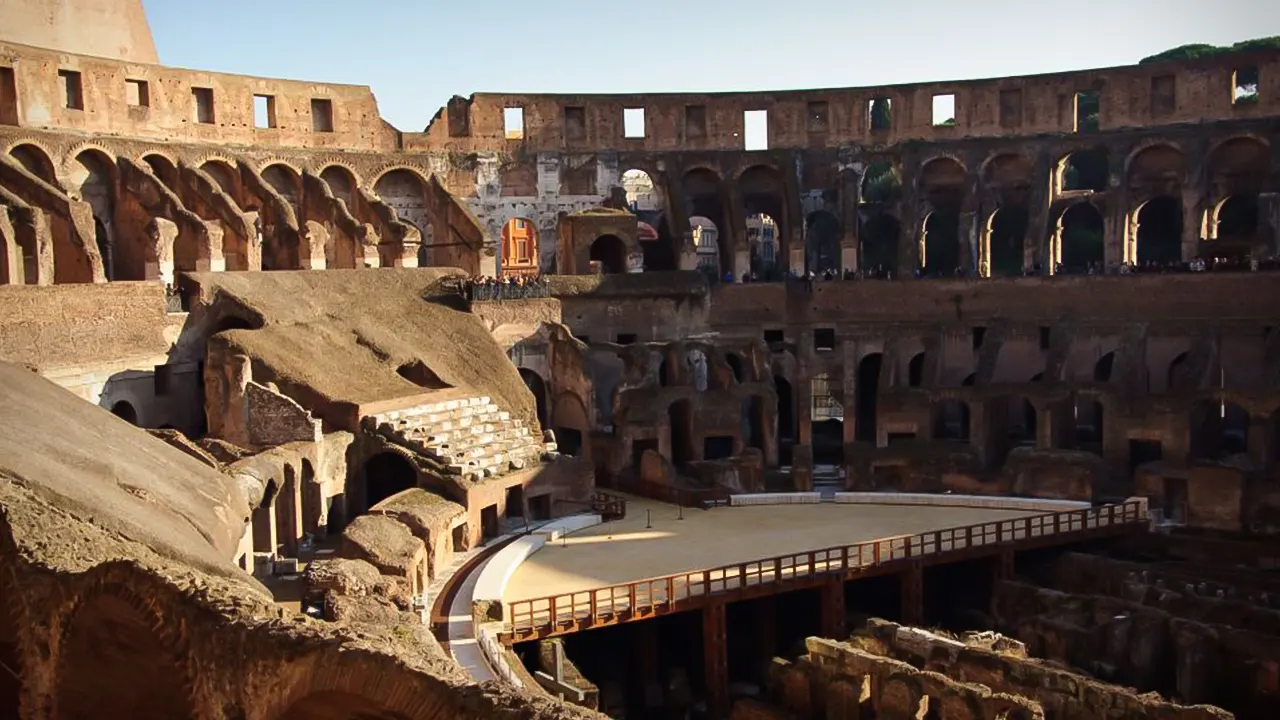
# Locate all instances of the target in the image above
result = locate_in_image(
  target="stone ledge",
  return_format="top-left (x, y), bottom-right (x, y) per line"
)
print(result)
top-left (531, 514), bottom-right (603, 543)
top-left (472, 535), bottom-right (548, 622)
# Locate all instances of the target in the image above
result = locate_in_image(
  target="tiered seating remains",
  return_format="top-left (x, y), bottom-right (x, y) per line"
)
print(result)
top-left (373, 396), bottom-right (552, 482)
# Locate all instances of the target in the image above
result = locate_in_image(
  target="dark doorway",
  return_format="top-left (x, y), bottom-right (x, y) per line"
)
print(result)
top-left (590, 235), bottom-right (627, 274)
top-left (364, 452), bottom-right (417, 511)
top-left (704, 435), bottom-right (734, 460)
top-left (452, 524), bottom-right (467, 552)
top-left (805, 211), bottom-right (841, 275)
top-left (1136, 196), bottom-right (1183, 265)
top-left (1059, 202), bottom-right (1105, 272)
top-left (923, 211), bottom-right (960, 276)
top-left (481, 504), bottom-right (500, 541)
top-left (519, 369), bottom-right (548, 429)
top-left (860, 212), bottom-right (900, 271)
top-left (554, 427), bottom-right (583, 457)
top-left (934, 401), bottom-right (970, 441)
top-left (812, 420), bottom-right (844, 465)
top-left (775, 376), bottom-right (794, 466)
top-left (110, 400), bottom-right (138, 425)
top-left (908, 353), bottom-right (925, 387)
top-left (726, 353), bottom-right (745, 383)
top-left (325, 493), bottom-right (346, 535)
top-left (632, 438), bottom-right (658, 471)
top-left (505, 485), bottom-right (525, 519)
top-left (1163, 477), bottom-right (1189, 524)
top-left (669, 400), bottom-right (694, 466)
top-left (743, 397), bottom-right (765, 452)
top-left (1094, 352), bottom-right (1115, 383)
top-left (988, 205), bottom-right (1028, 277)
top-left (1129, 439), bottom-right (1163, 475)
top-left (529, 494), bottom-right (552, 521)
top-left (855, 354), bottom-right (883, 443)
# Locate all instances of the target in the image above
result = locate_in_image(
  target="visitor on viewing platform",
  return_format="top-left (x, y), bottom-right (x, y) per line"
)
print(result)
top-left (458, 274), bottom-right (550, 301)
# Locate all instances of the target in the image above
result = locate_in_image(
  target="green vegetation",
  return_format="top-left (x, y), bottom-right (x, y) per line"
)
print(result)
top-left (870, 98), bottom-right (892, 131)
top-left (861, 162), bottom-right (902, 204)
top-left (1139, 36), bottom-right (1280, 64)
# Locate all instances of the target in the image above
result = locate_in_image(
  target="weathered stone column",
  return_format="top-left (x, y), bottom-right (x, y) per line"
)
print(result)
top-left (900, 562), bottom-right (924, 626)
top-left (702, 602), bottom-right (729, 718)
top-left (820, 579), bottom-right (846, 639)
top-left (144, 217), bottom-right (177, 285)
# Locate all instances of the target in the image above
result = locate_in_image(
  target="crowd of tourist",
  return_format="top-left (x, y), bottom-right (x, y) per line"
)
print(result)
top-left (457, 274), bottom-right (551, 301)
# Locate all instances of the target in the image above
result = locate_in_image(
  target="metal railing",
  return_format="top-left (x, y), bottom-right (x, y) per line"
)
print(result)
top-left (505, 500), bottom-right (1146, 639)
top-left (590, 490), bottom-right (628, 521)
top-left (612, 477), bottom-right (731, 509)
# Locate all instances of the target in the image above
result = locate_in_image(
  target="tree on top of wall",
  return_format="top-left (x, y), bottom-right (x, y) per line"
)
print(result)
top-left (1139, 36), bottom-right (1280, 64)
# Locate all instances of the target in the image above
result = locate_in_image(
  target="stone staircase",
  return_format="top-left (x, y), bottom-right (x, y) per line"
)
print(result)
top-left (372, 396), bottom-right (553, 483)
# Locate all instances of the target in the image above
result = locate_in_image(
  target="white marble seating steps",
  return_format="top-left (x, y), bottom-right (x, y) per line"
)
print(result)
top-left (376, 396), bottom-right (554, 482)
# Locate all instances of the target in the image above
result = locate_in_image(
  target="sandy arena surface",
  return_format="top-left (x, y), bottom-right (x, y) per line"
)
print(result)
top-left (503, 496), bottom-right (1038, 602)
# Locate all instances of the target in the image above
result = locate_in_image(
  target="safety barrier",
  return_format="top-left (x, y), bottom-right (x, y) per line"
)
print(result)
top-left (504, 499), bottom-right (1148, 641)
top-left (730, 492), bottom-right (823, 506)
top-left (832, 492), bottom-right (1090, 513)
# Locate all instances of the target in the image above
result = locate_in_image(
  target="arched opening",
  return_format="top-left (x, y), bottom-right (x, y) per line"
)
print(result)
top-left (69, 150), bottom-right (118, 281)
top-left (1211, 194), bottom-right (1259, 261)
top-left (622, 169), bottom-right (663, 211)
top-left (908, 353), bottom-right (925, 388)
top-left (740, 165), bottom-right (787, 269)
top-left (500, 217), bottom-right (538, 276)
top-left (805, 210), bottom-right (841, 276)
top-left (855, 354), bottom-right (882, 443)
top-left (1057, 202), bottom-right (1105, 272)
top-left (1136, 196), bottom-right (1183, 265)
top-left (1094, 352), bottom-right (1115, 383)
top-left (142, 154), bottom-right (178, 191)
top-left (1192, 400), bottom-right (1250, 460)
top-left (319, 165), bottom-right (356, 206)
top-left (988, 205), bottom-right (1028, 277)
top-left (1008, 397), bottom-right (1037, 446)
top-left (774, 375), bottom-right (795, 464)
top-left (747, 213), bottom-right (780, 277)
top-left (687, 349), bottom-right (709, 392)
top-left (689, 215), bottom-right (721, 276)
top-left (934, 400), bottom-right (970, 442)
top-left (56, 593), bottom-right (193, 718)
top-left (860, 212), bottom-right (899, 272)
top-left (363, 452), bottom-right (417, 511)
top-left (519, 368), bottom-right (548, 429)
top-left (7, 144), bottom-right (57, 184)
top-left (262, 164), bottom-right (301, 210)
top-left (682, 168), bottom-right (728, 275)
top-left (622, 169), bottom-right (675, 271)
top-left (200, 160), bottom-right (240, 201)
top-left (922, 211), bottom-right (960, 276)
top-left (110, 400), bottom-right (138, 425)
top-left (726, 353), bottom-right (745, 383)
top-left (1057, 149), bottom-right (1109, 193)
top-left (742, 396), bottom-right (765, 452)
top-left (668, 399), bottom-right (694, 466)
top-left (860, 161), bottom-right (902, 204)
top-left (1167, 352), bottom-right (1192, 393)
top-left (277, 690), bottom-right (410, 720)
top-left (1074, 398), bottom-right (1105, 450)
top-left (589, 234), bottom-right (627, 274)
top-left (811, 374), bottom-right (844, 465)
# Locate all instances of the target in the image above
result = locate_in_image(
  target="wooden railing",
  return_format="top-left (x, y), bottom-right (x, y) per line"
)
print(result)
top-left (590, 490), bottom-right (627, 521)
top-left (504, 500), bottom-right (1147, 640)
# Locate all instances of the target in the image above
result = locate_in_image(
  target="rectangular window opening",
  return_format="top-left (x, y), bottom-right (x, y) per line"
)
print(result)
top-left (503, 106), bottom-right (524, 139)
top-left (58, 70), bottom-right (83, 110)
top-left (577, 334), bottom-right (590, 344)
top-left (623, 107), bottom-right (645, 138)
top-left (743, 109), bottom-right (768, 150)
top-left (764, 329), bottom-right (785, 346)
top-left (253, 94), bottom-right (277, 129)
top-left (999, 89), bottom-right (1023, 128)
top-left (868, 97), bottom-right (892, 131)
top-left (1150, 75), bottom-right (1176, 117)
top-left (814, 328), bottom-right (836, 352)
top-left (154, 364), bottom-right (172, 396)
top-left (311, 98), bottom-right (333, 132)
top-left (1233, 66), bottom-right (1259, 105)
top-left (616, 333), bottom-right (637, 345)
top-left (1039, 326), bottom-right (1052, 351)
top-left (192, 87), bottom-right (215, 124)
top-left (807, 101), bottom-right (830, 132)
top-left (1074, 91), bottom-right (1100, 133)
top-left (932, 93), bottom-right (956, 126)
top-left (0, 67), bottom-right (17, 126)
top-left (564, 105), bottom-right (586, 141)
top-left (125, 79), bottom-right (150, 108)
top-left (972, 326), bottom-right (987, 350)
top-left (686, 104), bottom-right (707, 138)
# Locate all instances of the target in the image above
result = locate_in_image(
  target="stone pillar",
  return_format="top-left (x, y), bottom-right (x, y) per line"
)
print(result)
top-left (702, 602), bottom-right (729, 719)
top-left (1259, 192), bottom-right (1280, 256)
top-left (900, 563), bottom-right (924, 626)
top-left (145, 217), bottom-right (177, 285)
top-left (820, 579), bottom-right (846, 639)
top-left (203, 221), bottom-right (226, 272)
top-left (301, 221), bottom-right (328, 270)
top-left (635, 620), bottom-right (662, 712)
top-left (752, 596), bottom-right (777, 681)
top-left (251, 502), bottom-right (277, 559)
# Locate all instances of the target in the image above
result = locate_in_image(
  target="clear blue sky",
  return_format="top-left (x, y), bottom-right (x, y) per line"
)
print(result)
top-left (142, 0), bottom-right (1276, 132)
